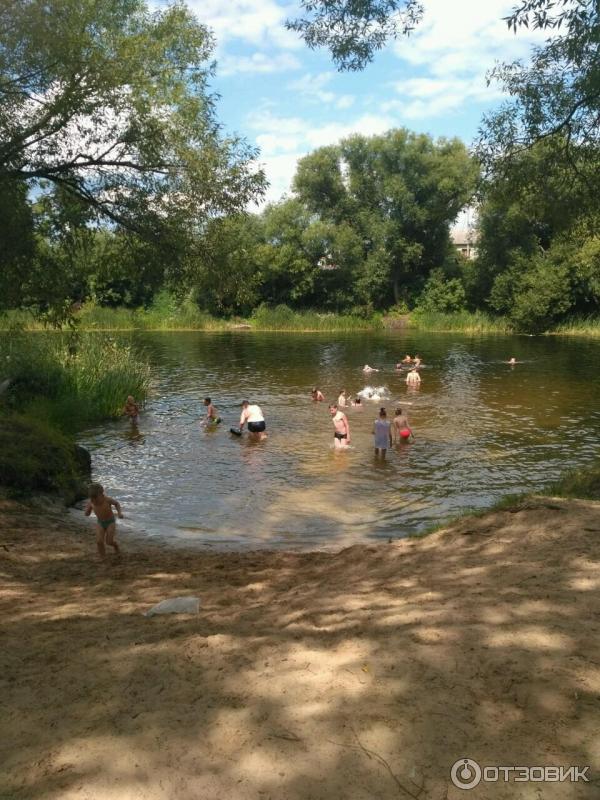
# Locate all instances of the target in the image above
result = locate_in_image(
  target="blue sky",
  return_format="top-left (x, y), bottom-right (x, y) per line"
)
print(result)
top-left (159, 0), bottom-right (547, 206)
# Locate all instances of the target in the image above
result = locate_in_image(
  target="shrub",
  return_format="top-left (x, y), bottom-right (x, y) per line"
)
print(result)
top-left (415, 269), bottom-right (467, 314)
top-left (0, 414), bottom-right (89, 501)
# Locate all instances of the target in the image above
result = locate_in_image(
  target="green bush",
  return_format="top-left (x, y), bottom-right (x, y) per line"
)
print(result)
top-left (0, 333), bottom-right (150, 429)
top-left (0, 414), bottom-right (89, 500)
top-left (415, 268), bottom-right (467, 314)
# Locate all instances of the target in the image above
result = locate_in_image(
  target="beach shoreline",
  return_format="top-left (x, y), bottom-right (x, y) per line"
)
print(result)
top-left (2, 494), bottom-right (599, 799)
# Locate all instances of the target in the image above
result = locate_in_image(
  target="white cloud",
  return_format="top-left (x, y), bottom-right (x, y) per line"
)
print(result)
top-left (387, 0), bottom-right (549, 119)
top-left (287, 72), bottom-right (356, 109)
top-left (249, 109), bottom-right (396, 203)
top-left (219, 51), bottom-right (301, 76)
top-left (184, 0), bottom-right (301, 50)
top-left (382, 75), bottom-right (504, 119)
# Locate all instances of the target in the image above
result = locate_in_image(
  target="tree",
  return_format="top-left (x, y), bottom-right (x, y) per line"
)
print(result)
top-left (293, 130), bottom-right (478, 307)
top-left (286, 0), bottom-right (424, 71)
top-left (0, 0), bottom-right (266, 244)
top-left (478, 0), bottom-right (600, 197)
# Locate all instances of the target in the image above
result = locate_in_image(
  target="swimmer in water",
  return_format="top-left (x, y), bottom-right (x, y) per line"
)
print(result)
top-left (363, 364), bottom-right (379, 373)
top-left (393, 408), bottom-right (412, 443)
top-left (202, 397), bottom-right (221, 427)
top-left (373, 407), bottom-right (393, 459)
top-left (123, 395), bottom-right (140, 426)
top-left (311, 387), bottom-right (325, 401)
top-left (413, 355), bottom-right (422, 368)
top-left (337, 389), bottom-right (347, 408)
top-left (507, 357), bottom-right (517, 365)
top-left (406, 368), bottom-right (421, 386)
top-left (352, 396), bottom-right (363, 408)
top-left (329, 404), bottom-right (351, 450)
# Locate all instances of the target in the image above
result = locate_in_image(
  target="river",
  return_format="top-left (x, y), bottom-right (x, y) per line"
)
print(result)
top-left (79, 331), bottom-right (600, 549)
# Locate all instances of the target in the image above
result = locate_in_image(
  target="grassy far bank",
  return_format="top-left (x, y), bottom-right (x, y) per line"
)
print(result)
top-left (2, 301), bottom-right (600, 335)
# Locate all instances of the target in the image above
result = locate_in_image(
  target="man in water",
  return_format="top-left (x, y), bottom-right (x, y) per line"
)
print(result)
top-left (406, 368), bottom-right (421, 386)
top-left (311, 387), bottom-right (325, 401)
top-left (329, 404), bottom-right (351, 449)
top-left (239, 400), bottom-right (267, 441)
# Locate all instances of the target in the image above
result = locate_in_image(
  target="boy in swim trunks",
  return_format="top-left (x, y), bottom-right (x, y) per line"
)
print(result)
top-left (85, 483), bottom-right (123, 557)
top-left (329, 404), bottom-right (350, 449)
top-left (203, 397), bottom-right (222, 427)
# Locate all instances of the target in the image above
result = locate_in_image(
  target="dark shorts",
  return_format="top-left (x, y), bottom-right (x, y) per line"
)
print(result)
top-left (98, 517), bottom-right (115, 530)
top-left (334, 432), bottom-right (347, 440)
top-left (248, 421), bottom-right (266, 433)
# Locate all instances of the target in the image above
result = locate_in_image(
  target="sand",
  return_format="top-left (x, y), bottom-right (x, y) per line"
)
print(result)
top-left (1, 496), bottom-right (599, 800)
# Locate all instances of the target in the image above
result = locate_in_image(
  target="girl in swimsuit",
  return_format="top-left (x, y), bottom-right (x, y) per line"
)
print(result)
top-left (373, 407), bottom-right (392, 459)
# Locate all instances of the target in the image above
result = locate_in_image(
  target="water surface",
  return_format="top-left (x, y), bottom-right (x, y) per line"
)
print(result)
top-left (79, 331), bottom-right (600, 549)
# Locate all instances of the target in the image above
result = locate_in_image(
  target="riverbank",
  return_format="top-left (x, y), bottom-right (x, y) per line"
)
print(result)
top-left (3, 304), bottom-right (600, 336)
top-left (2, 493), bottom-right (599, 799)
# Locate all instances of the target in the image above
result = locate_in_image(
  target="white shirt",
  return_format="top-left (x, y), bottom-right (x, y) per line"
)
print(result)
top-left (241, 404), bottom-right (264, 425)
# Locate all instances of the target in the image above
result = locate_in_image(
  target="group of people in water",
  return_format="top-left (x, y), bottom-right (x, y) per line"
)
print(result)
top-left (122, 354), bottom-right (424, 459)
top-left (311, 358), bottom-right (418, 458)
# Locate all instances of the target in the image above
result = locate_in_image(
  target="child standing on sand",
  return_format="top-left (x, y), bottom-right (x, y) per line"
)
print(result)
top-left (85, 483), bottom-right (123, 557)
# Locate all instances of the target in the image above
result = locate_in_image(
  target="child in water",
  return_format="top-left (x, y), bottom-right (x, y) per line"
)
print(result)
top-left (85, 483), bottom-right (123, 558)
top-left (123, 395), bottom-right (140, 425)
top-left (373, 407), bottom-right (392, 458)
top-left (393, 408), bottom-right (412, 442)
top-left (311, 387), bottom-right (325, 401)
top-left (203, 397), bottom-right (221, 427)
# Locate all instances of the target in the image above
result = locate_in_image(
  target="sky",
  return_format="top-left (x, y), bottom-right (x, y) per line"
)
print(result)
top-left (157, 0), bottom-right (547, 208)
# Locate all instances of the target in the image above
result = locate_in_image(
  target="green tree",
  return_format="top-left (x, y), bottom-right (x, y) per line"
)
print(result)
top-left (286, 0), bottom-right (424, 70)
top-left (293, 130), bottom-right (478, 307)
top-left (478, 1), bottom-right (599, 200)
top-left (0, 0), bottom-right (265, 250)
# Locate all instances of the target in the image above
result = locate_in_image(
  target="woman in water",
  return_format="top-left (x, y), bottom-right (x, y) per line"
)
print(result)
top-left (393, 408), bottom-right (412, 443)
top-left (373, 407), bottom-right (393, 459)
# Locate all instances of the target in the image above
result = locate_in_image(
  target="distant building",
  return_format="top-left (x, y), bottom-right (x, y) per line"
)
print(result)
top-left (451, 227), bottom-right (478, 260)
top-left (317, 254), bottom-right (338, 270)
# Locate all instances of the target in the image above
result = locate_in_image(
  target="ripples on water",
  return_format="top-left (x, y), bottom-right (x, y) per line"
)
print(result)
top-left (79, 332), bottom-right (600, 549)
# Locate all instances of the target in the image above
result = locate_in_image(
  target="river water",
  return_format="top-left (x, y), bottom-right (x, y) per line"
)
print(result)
top-left (79, 331), bottom-right (600, 549)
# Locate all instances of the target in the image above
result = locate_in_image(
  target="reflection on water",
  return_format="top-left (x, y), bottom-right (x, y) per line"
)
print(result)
top-left (78, 331), bottom-right (600, 550)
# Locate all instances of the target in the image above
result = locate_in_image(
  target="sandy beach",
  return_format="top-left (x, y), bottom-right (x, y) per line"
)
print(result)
top-left (2, 496), bottom-right (599, 799)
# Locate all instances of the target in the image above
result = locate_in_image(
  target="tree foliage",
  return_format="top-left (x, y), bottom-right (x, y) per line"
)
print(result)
top-left (0, 0), bottom-right (266, 315)
top-left (478, 0), bottom-right (600, 195)
top-left (286, 0), bottom-right (424, 70)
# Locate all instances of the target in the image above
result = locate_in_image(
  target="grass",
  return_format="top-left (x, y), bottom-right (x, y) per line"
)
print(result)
top-left (0, 300), bottom-right (383, 333)
top-left (248, 305), bottom-right (382, 331)
top-left (0, 332), bottom-right (150, 432)
top-left (407, 309), bottom-right (513, 334)
top-left (0, 332), bottom-right (151, 499)
top-left (0, 414), bottom-right (88, 501)
top-left (545, 461), bottom-right (600, 501)
top-left (551, 315), bottom-right (600, 338)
